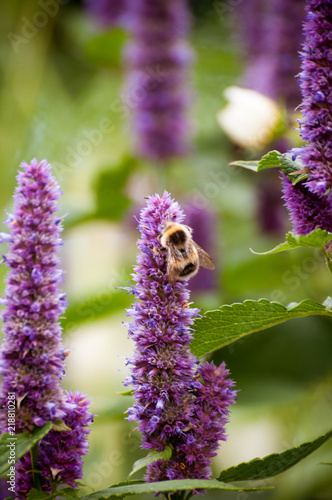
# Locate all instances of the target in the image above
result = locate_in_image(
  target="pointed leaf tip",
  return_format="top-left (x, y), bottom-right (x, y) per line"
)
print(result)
top-left (128, 447), bottom-right (172, 479)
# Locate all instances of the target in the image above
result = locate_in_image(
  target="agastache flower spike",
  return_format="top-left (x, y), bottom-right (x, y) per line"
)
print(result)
top-left (125, 0), bottom-right (192, 162)
top-left (282, 173), bottom-right (332, 234)
top-left (125, 192), bottom-right (236, 483)
top-left (0, 159), bottom-right (92, 497)
top-left (297, 0), bottom-right (332, 194)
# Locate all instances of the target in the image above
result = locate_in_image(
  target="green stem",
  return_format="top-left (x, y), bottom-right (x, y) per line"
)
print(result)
top-left (30, 443), bottom-right (42, 491)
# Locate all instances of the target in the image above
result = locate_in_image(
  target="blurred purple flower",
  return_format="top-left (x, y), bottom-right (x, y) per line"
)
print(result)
top-left (124, 192), bottom-right (236, 482)
top-left (239, 0), bottom-right (305, 109)
top-left (0, 159), bottom-right (92, 497)
top-left (297, 0), bottom-right (332, 195)
top-left (256, 175), bottom-right (287, 235)
top-left (282, 173), bottom-right (332, 234)
top-left (124, 0), bottom-right (193, 161)
top-left (84, 0), bottom-right (128, 27)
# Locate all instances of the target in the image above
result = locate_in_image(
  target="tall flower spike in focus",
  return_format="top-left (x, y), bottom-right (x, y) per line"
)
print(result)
top-left (0, 159), bottom-right (93, 497)
top-left (125, 0), bottom-right (192, 162)
top-left (282, 173), bottom-right (332, 235)
top-left (298, 0), bottom-right (332, 195)
top-left (124, 192), bottom-right (236, 484)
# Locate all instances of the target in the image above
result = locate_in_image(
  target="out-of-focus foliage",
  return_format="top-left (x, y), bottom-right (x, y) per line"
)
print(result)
top-left (0, 1), bottom-right (331, 500)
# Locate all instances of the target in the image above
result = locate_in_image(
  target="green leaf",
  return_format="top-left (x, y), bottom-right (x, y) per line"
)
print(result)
top-left (231, 150), bottom-right (307, 185)
top-left (117, 390), bottom-right (134, 397)
top-left (52, 419), bottom-right (72, 432)
top-left (128, 447), bottom-right (172, 479)
top-left (191, 298), bottom-right (332, 358)
top-left (218, 428), bottom-right (332, 481)
top-left (54, 487), bottom-right (81, 499)
top-left (27, 490), bottom-right (50, 500)
top-left (65, 157), bottom-right (139, 228)
top-left (251, 228), bottom-right (332, 257)
top-left (26, 486), bottom-right (80, 499)
top-left (229, 160), bottom-right (259, 172)
top-left (0, 423), bottom-right (52, 475)
top-left (93, 158), bottom-right (137, 220)
top-left (257, 150), bottom-right (284, 170)
top-left (79, 479), bottom-right (271, 499)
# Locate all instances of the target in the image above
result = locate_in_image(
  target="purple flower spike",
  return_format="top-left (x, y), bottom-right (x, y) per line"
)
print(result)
top-left (0, 159), bottom-right (67, 433)
top-left (282, 173), bottom-right (332, 234)
top-left (125, 0), bottom-right (192, 162)
top-left (125, 192), bottom-right (236, 483)
top-left (0, 159), bottom-right (93, 497)
top-left (298, 0), bottom-right (332, 194)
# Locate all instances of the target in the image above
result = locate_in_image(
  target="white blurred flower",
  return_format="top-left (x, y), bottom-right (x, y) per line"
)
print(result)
top-left (217, 86), bottom-right (282, 150)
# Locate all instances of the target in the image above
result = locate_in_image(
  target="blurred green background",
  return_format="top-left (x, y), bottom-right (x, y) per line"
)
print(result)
top-left (0, 1), bottom-right (331, 499)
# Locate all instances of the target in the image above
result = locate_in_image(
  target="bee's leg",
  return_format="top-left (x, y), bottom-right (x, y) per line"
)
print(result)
top-left (153, 235), bottom-right (167, 253)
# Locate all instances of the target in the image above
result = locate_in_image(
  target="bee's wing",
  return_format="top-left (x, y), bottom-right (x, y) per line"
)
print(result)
top-left (194, 242), bottom-right (215, 270)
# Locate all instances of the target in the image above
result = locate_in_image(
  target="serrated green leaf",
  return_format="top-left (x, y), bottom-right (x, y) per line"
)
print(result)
top-left (257, 150), bottom-right (283, 170)
top-left (128, 447), bottom-right (172, 479)
top-left (218, 429), bottom-right (332, 481)
top-left (251, 228), bottom-right (332, 257)
top-left (230, 151), bottom-right (307, 185)
top-left (229, 160), bottom-right (259, 171)
top-left (191, 298), bottom-right (332, 358)
top-left (79, 479), bottom-right (271, 499)
top-left (0, 423), bottom-right (52, 475)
